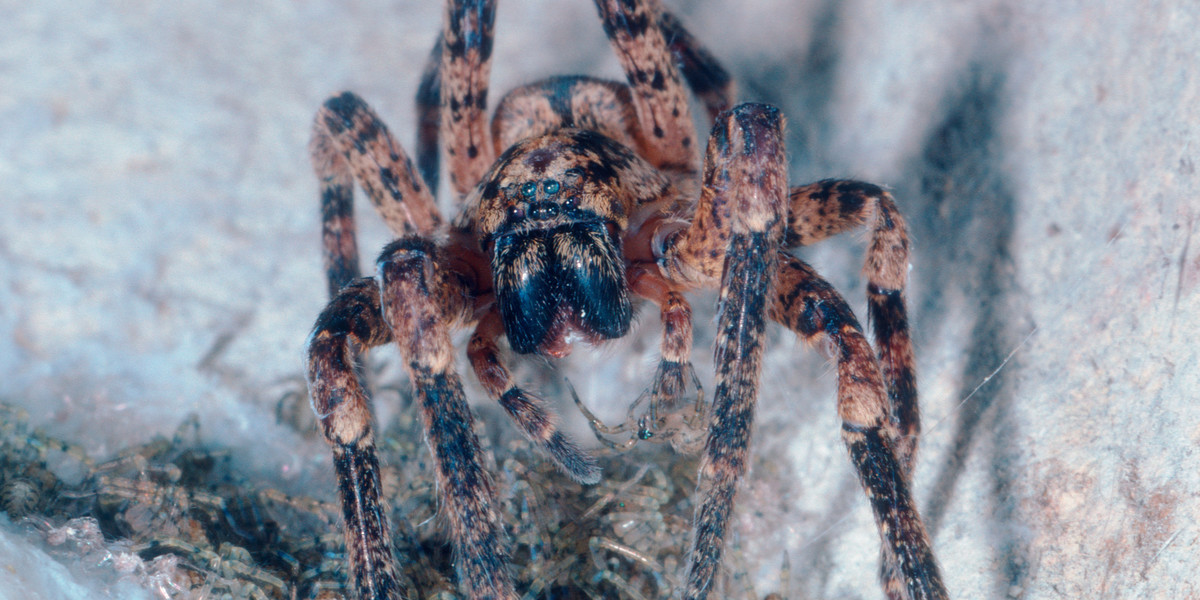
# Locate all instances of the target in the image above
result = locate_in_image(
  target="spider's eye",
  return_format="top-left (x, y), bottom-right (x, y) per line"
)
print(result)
top-left (528, 201), bottom-right (558, 221)
top-left (507, 205), bottom-right (524, 220)
top-left (542, 179), bottom-right (559, 195)
top-left (520, 182), bottom-right (537, 197)
top-left (563, 196), bottom-right (578, 209)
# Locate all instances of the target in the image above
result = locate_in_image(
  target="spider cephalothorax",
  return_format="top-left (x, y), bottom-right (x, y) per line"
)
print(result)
top-left (304, 1), bottom-right (949, 599)
top-left (481, 133), bottom-right (636, 357)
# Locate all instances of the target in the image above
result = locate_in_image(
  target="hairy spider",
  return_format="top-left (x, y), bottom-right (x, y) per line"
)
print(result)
top-left (305, 0), bottom-right (948, 599)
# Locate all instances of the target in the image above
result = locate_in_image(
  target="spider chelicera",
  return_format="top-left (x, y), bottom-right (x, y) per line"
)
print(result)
top-left (304, 0), bottom-right (948, 599)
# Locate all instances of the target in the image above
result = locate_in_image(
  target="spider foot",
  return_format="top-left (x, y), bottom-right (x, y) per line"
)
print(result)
top-left (499, 387), bottom-right (601, 484)
top-left (638, 360), bottom-right (707, 454)
top-left (568, 379), bottom-right (635, 453)
top-left (571, 361), bottom-right (707, 454)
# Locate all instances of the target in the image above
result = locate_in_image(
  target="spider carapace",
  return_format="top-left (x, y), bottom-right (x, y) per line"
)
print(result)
top-left (304, 0), bottom-right (949, 599)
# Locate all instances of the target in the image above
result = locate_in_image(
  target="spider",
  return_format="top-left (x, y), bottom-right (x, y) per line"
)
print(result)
top-left (304, 0), bottom-right (948, 599)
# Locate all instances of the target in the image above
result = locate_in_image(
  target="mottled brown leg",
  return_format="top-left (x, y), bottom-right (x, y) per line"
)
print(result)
top-left (594, 0), bottom-right (699, 175)
top-left (658, 10), bottom-right (736, 122)
top-left (416, 34), bottom-right (443, 199)
top-left (627, 265), bottom-right (706, 452)
top-left (673, 104), bottom-right (788, 600)
top-left (311, 92), bottom-right (442, 296)
top-left (657, 102), bottom-right (789, 288)
top-left (441, 0), bottom-right (497, 198)
top-left (306, 278), bottom-right (401, 600)
top-left (769, 255), bottom-right (947, 600)
top-left (786, 180), bottom-right (917, 476)
top-left (377, 237), bottom-right (515, 600)
top-left (467, 308), bottom-right (601, 483)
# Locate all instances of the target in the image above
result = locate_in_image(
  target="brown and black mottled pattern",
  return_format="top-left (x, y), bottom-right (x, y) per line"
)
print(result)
top-left (377, 239), bottom-right (512, 600)
top-left (682, 104), bottom-right (786, 600)
top-left (411, 369), bottom-right (510, 600)
top-left (658, 104), bottom-right (788, 287)
top-left (467, 309), bottom-right (601, 483)
top-left (311, 92), bottom-right (442, 296)
top-left (629, 265), bottom-right (697, 404)
top-left (441, 0), bottom-right (496, 198)
top-left (307, 278), bottom-right (394, 444)
top-left (785, 179), bottom-right (910, 291)
top-left (769, 255), bottom-right (945, 600)
top-left (315, 160), bottom-right (358, 296)
top-left (306, 278), bottom-right (399, 599)
top-left (845, 424), bottom-right (947, 600)
top-left (869, 283), bottom-right (919, 474)
top-left (333, 443), bottom-right (403, 600)
top-left (787, 179), bottom-right (920, 471)
top-left (468, 128), bottom-right (673, 238)
top-left (867, 281), bottom-right (920, 600)
top-left (769, 254), bottom-right (890, 431)
top-left (491, 77), bottom-right (641, 153)
top-left (306, 0), bottom-right (947, 598)
top-left (594, 0), bottom-right (698, 175)
top-left (376, 237), bottom-right (474, 368)
top-left (686, 230), bottom-right (778, 600)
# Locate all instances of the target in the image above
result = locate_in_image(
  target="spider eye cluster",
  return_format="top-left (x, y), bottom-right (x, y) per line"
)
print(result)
top-left (512, 178), bottom-right (561, 200)
top-left (503, 178), bottom-right (580, 224)
top-left (519, 179), bottom-right (559, 196)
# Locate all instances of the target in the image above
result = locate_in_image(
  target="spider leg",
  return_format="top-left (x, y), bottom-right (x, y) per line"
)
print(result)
top-left (466, 308), bottom-right (602, 484)
top-left (377, 237), bottom-right (515, 600)
top-left (787, 180), bottom-right (921, 598)
top-left (416, 33), bottom-right (444, 199)
top-left (769, 255), bottom-right (947, 600)
top-left (593, 0), bottom-right (698, 175)
top-left (657, 10), bottom-right (736, 122)
top-left (441, 0), bottom-right (497, 199)
top-left (311, 92), bottom-right (441, 295)
top-left (786, 180), bottom-right (918, 473)
top-left (570, 381), bottom-right (642, 451)
top-left (628, 266), bottom-right (696, 411)
top-left (628, 265), bottom-right (707, 453)
top-left (656, 103), bottom-right (788, 600)
top-left (572, 353), bottom-right (703, 454)
top-left (306, 278), bottom-right (402, 600)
